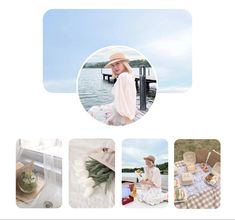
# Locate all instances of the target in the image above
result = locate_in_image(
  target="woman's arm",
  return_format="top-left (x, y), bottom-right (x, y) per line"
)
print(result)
top-left (140, 167), bottom-right (148, 184)
top-left (142, 179), bottom-right (155, 186)
top-left (151, 168), bottom-right (161, 188)
top-left (114, 72), bottom-right (136, 121)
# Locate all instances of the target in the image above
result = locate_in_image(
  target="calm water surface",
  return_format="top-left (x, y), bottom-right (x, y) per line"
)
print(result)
top-left (78, 68), bottom-right (157, 111)
top-left (122, 172), bottom-right (168, 190)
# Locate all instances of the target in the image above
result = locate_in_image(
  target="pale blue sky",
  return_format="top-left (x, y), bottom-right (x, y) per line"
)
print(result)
top-left (122, 139), bottom-right (168, 168)
top-left (43, 9), bottom-right (191, 93)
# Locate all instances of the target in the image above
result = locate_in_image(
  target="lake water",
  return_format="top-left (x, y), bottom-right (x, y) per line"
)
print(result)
top-left (122, 172), bottom-right (168, 190)
top-left (77, 68), bottom-right (157, 111)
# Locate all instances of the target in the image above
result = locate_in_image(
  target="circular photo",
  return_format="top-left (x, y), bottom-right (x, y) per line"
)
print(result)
top-left (77, 46), bottom-right (158, 126)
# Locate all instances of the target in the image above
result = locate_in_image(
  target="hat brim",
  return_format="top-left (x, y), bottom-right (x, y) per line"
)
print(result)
top-left (104, 58), bottom-right (129, 68)
top-left (143, 157), bottom-right (155, 163)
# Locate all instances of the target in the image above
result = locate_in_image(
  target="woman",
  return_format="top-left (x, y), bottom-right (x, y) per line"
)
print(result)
top-left (88, 52), bottom-right (137, 126)
top-left (138, 155), bottom-right (167, 206)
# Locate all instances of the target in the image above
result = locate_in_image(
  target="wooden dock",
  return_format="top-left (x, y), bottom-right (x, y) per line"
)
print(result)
top-left (102, 73), bottom-right (156, 91)
top-left (133, 109), bottom-right (146, 121)
top-left (102, 68), bottom-right (155, 115)
top-left (102, 73), bottom-right (117, 83)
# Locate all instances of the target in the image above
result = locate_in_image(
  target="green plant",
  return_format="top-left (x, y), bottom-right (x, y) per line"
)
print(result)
top-left (85, 158), bottom-right (115, 194)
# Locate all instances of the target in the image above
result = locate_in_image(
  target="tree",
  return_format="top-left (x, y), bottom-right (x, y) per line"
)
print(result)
top-left (83, 59), bottom-right (151, 68)
top-left (122, 162), bottom-right (168, 175)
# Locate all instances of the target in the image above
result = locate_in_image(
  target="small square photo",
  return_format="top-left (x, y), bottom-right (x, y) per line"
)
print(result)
top-left (69, 139), bottom-right (115, 208)
top-left (122, 139), bottom-right (168, 208)
top-left (174, 139), bottom-right (221, 209)
top-left (16, 139), bottom-right (62, 208)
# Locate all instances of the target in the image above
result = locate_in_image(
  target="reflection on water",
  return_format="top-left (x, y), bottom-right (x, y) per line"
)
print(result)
top-left (78, 68), bottom-right (156, 111)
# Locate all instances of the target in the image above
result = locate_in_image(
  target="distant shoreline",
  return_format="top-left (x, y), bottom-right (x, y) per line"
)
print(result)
top-left (83, 59), bottom-right (151, 69)
top-left (122, 162), bottom-right (168, 175)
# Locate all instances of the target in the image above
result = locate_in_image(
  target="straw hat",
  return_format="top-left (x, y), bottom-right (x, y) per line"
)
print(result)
top-left (144, 155), bottom-right (156, 163)
top-left (104, 52), bottom-right (129, 68)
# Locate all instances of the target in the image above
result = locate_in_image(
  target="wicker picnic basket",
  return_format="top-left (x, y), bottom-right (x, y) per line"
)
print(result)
top-left (183, 152), bottom-right (196, 165)
top-left (207, 150), bottom-right (220, 167)
top-left (195, 149), bottom-right (209, 163)
top-left (212, 162), bottom-right (220, 177)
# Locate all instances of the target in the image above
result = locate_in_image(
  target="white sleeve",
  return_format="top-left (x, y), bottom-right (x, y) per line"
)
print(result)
top-left (151, 168), bottom-right (161, 188)
top-left (114, 72), bottom-right (136, 120)
top-left (144, 166), bottom-right (149, 180)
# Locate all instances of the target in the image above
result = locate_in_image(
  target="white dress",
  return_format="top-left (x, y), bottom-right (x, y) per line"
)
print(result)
top-left (88, 72), bottom-right (136, 125)
top-left (138, 166), bottom-right (166, 205)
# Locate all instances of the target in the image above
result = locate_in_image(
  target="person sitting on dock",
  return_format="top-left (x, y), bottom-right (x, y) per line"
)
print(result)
top-left (88, 52), bottom-right (137, 126)
top-left (138, 155), bottom-right (167, 206)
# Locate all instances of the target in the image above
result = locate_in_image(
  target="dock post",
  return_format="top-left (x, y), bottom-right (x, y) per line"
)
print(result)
top-left (146, 82), bottom-right (150, 92)
top-left (139, 65), bottom-right (147, 111)
top-left (135, 78), bottom-right (139, 91)
top-left (101, 68), bottom-right (105, 80)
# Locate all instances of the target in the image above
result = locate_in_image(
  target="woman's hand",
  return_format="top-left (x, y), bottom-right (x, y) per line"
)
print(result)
top-left (140, 179), bottom-right (156, 187)
top-left (140, 179), bottom-right (148, 184)
top-left (140, 179), bottom-right (153, 185)
top-left (146, 180), bottom-right (155, 186)
top-left (123, 116), bottom-right (132, 124)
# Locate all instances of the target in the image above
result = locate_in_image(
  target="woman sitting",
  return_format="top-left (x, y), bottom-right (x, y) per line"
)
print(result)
top-left (137, 155), bottom-right (167, 205)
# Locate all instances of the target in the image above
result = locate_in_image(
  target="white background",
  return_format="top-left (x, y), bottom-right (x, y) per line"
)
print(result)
top-left (0, 0), bottom-right (235, 219)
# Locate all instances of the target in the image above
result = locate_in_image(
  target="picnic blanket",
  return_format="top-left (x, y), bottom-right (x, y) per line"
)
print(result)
top-left (175, 161), bottom-right (220, 209)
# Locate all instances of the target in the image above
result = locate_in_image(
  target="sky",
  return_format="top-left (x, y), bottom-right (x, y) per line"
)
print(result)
top-left (85, 46), bottom-right (145, 63)
top-left (122, 139), bottom-right (168, 168)
top-left (43, 9), bottom-right (192, 93)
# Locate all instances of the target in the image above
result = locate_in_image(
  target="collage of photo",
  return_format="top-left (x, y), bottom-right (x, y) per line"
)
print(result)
top-left (15, 139), bottom-right (220, 209)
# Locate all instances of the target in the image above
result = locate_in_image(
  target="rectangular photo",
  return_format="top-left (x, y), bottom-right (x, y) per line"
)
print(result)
top-left (69, 139), bottom-right (115, 208)
top-left (174, 139), bottom-right (221, 209)
top-left (16, 139), bottom-right (62, 208)
top-left (122, 139), bottom-right (168, 208)
top-left (43, 9), bottom-right (192, 94)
